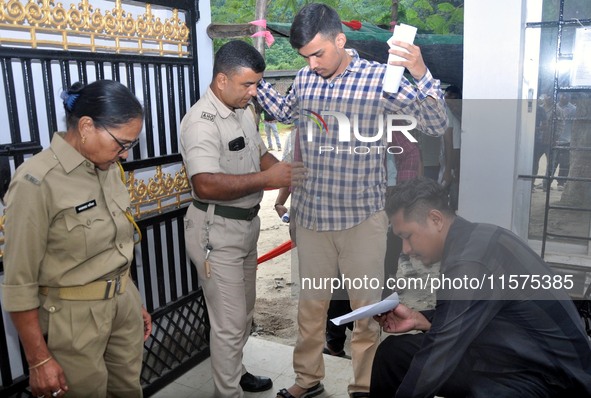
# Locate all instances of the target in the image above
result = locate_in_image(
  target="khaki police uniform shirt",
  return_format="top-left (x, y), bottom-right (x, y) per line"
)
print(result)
top-left (180, 87), bottom-right (266, 208)
top-left (2, 133), bottom-right (134, 312)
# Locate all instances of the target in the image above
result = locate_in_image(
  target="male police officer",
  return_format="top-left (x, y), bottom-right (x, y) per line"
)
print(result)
top-left (180, 40), bottom-right (302, 397)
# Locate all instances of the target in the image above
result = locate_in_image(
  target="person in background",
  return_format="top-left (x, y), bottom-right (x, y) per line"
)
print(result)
top-left (417, 133), bottom-right (441, 182)
top-left (552, 93), bottom-right (576, 191)
top-left (532, 94), bottom-right (549, 192)
top-left (385, 150), bottom-right (420, 282)
top-left (2, 80), bottom-right (152, 398)
top-left (370, 177), bottom-right (591, 397)
top-left (535, 93), bottom-right (565, 192)
top-left (272, 85), bottom-right (296, 223)
top-left (439, 85), bottom-right (461, 210)
top-left (180, 40), bottom-right (302, 398)
top-left (264, 108), bottom-right (282, 151)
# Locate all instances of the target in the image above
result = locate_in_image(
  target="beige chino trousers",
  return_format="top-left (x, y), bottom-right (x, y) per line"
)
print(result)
top-left (184, 204), bottom-right (259, 398)
top-left (294, 211), bottom-right (387, 395)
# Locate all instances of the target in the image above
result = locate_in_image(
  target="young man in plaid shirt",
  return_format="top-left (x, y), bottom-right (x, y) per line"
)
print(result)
top-left (257, 4), bottom-right (447, 397)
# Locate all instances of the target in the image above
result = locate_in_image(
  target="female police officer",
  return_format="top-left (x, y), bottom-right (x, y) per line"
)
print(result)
top-left (2, 80), bottom-right (151, 397)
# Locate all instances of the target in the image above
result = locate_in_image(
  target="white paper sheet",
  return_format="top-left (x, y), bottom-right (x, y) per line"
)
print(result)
top-left (330, 292), bottom-right (399, 326)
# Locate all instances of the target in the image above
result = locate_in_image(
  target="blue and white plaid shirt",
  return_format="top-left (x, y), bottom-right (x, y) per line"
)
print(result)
top-left (257, 50), bottom-right (447, 231)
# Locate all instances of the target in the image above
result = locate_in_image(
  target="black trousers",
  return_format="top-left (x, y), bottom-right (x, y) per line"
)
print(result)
top-left (325, 293), bottom-right (352, 352)
top-left (370, 334), bottom-right (470, 397)
top-left (370, 334), bottom-right (574, 398)
top-left (383, 227), bottom-right (402, 281)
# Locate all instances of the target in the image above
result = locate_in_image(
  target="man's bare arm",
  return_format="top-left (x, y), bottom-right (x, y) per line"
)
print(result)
top-left (192, 152), bottom-right (302, 201)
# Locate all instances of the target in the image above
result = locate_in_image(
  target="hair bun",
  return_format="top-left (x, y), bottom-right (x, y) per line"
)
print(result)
top-left (60, 90), bottom-right (80, 112)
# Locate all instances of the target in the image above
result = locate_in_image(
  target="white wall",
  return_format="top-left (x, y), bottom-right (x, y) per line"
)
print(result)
top-left (196, 0), bottom-right (214, 96)
top-left (459, 0), bottom-right (526, 229)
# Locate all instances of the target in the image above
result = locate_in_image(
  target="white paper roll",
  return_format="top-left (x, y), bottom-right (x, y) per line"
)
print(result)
top-left (383, 23), bottom-right (418, 93)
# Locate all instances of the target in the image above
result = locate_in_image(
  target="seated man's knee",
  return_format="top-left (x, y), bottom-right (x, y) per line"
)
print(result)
top-left (373, 334), bottom-right (423, 378)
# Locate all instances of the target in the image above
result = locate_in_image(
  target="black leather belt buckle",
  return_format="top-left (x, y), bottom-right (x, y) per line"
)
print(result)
top-left (246, 204), bottom-right (260, 221)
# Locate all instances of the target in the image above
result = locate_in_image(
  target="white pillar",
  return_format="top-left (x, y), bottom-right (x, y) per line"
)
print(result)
top-left (460, 0), bottom-right (526, 229)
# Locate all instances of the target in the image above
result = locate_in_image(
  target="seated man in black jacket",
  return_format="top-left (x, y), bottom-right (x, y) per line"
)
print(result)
top-left (370, 177), bottom-right (591, 398)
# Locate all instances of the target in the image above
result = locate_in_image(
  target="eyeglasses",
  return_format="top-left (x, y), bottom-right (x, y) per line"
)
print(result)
top-left (103, 126), bottom-right (140, 154)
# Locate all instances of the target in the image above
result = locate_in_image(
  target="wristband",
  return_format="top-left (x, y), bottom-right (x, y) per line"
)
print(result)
top-left (29, 356), bottom-right (52, 370)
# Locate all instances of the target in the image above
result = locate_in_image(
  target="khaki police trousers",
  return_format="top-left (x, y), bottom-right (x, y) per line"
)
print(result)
top-left (184, 204), bottom-right (260, 398)
top-left (39, 283), bottom-right (144, 397)
top-left (294, 211), bottom-right (387, 395)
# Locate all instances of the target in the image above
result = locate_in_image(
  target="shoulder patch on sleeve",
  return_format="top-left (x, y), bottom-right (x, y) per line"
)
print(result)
top-left (24, 173), bottom-right (41, 185)
top-left (201, 112), bottom-right (215, 122)
top-left (16, 149), bottom-right (59, 186)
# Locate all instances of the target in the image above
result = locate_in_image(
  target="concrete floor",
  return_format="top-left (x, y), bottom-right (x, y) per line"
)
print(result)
top-left (150, 337), bottom-right (354, 398)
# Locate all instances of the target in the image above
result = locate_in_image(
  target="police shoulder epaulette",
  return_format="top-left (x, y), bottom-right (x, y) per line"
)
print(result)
top-left (200, 111), bottom-right (216, 122)
top-left (20, 149), bottom-right (59, 186)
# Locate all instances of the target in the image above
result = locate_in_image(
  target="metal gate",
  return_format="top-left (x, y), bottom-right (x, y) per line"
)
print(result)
top-left (519, 0), bottom-right (591, 329)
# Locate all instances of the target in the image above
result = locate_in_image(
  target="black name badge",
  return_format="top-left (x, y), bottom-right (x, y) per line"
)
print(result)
top-left (76, 200), bottom-right (97, 213)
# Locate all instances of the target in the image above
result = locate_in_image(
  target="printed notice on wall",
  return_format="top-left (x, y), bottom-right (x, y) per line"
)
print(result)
top-left (571, 27), bottom-right (591, 86)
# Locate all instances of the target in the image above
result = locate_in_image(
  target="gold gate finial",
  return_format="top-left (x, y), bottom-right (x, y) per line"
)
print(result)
top-left (0, 0), bottom-right (190, 56)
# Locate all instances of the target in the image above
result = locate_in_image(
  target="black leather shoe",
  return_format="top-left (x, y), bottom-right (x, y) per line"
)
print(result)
top-left (240, 372), bottom-right (273, 392)
top-left (350, 393), bottom-right (370, 398)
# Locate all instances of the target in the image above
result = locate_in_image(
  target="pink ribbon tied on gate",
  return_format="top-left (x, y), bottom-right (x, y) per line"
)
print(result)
top-left (249, 19), bottom-right (275, 47)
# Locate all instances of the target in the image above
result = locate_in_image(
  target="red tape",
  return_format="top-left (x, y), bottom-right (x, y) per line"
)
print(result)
top-left (257, 240), bottom-right (294, 264)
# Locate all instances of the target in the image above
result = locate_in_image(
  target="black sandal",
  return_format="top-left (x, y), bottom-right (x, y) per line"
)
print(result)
top-left (276, 382), bottom-right (324, 398)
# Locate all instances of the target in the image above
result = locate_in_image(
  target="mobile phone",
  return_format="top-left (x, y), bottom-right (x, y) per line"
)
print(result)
top-left (228, 136), bottom-right (245, 151)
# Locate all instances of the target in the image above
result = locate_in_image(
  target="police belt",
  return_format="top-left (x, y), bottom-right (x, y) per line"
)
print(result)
top-left (39, 270), bottom-right (129, 300)
top-left (193, 199), bottom-right (260, 221)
